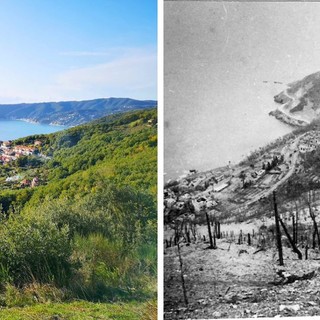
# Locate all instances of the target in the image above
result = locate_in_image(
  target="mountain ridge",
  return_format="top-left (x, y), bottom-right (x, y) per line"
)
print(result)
top-left (0, 97), bottom-right (157, 126)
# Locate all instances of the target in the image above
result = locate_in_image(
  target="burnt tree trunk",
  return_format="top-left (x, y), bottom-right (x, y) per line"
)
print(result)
top-left (184, 223), bottom-right (190, 244)
top-left (205, 212), bottom-right (215, 249)
top-left (273, 191), bottom-right (284, 266)
top-left (177, 243), bottom-right (188, 306)
top-left (238, 230), bottom-right (243, 245)
top-left (307, 193), bottom-right (320, 249)
top-left (278, 215), bottom-right (302, 260)
top-left (295, 202), bottom-right (299, 245)
top-left (305, 243), bottom-right (309, 260)
top-left (292, 215), bottom-right (296, 244)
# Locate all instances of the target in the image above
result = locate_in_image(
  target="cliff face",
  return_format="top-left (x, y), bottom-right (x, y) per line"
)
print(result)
top-left (270, 71), bottom-right (320, 126)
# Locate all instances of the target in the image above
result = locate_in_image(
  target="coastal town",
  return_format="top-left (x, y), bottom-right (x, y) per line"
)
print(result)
top-left (164, 130), bottom-right (320, 222)
top-left (0, 139), bottom-right (46, 189)
top-left (0, 140), bottom-right (41, 164)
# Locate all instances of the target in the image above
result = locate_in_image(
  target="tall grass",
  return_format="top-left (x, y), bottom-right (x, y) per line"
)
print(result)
top-left (0, 185), bottom-right (157, 307)
top-left (70, 233), bottom-right (157, 301)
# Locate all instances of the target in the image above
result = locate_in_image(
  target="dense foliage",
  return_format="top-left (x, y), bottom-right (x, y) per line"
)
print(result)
top-left (0, 108), bottom-right (157, 304)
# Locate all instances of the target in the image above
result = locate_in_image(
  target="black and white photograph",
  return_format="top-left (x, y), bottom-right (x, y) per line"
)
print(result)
top-left (164, 1), bottom-right (320, 318)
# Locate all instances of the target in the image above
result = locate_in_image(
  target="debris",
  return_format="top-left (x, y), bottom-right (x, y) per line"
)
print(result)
top-left (225, 293), bottom-right (238, 303)
top-left (279, 304), bottom-right (300, 312)
top-left (212, 311), bottom-right (221, 318)
top-left (271, 269), bottom-right (318, 285)
top-left (238, 249), bottom-right (249, 256)
top-left (177, 307), bottom-right (187, 312)
top-left (253, 248), bottom-right (266, 254)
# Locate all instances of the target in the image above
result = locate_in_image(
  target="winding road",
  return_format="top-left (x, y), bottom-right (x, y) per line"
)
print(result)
top-left (246, 135), bottom-right (302, 206)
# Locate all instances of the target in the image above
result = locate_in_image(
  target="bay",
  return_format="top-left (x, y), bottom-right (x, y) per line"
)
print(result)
top-left (0, 120), bottom-right (66, 141)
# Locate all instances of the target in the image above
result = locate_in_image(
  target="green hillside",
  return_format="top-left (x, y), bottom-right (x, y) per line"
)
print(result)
top-left (0, 108), bottom-right (157, 313)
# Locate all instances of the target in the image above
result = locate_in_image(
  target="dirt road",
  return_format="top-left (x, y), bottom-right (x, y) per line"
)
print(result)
top-left (246, 135), bottom-right (302, 206)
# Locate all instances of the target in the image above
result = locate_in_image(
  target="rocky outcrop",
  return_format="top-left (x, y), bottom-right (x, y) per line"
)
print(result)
top-left (270, 71), bottom-right (320, 127)
top-left (274, 92), bottom-right (292, 104)
top-left (269, 110), bottom-right (309, 127)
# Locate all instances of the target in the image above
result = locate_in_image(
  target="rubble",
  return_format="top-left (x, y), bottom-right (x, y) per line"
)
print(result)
top-left (164, 239), bottom-right (320, 319)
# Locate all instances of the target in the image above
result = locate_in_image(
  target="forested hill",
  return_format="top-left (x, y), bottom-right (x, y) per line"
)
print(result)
top-left (11, 107), bottom-right (157, 204)
top-left (0, 97), bottom-right (157, 126)
top-left (0, 108), bottom-right (157, 304)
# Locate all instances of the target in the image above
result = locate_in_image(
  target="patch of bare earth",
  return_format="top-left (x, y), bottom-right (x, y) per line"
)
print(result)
top-left (164, 239), bottom-right (320, 319)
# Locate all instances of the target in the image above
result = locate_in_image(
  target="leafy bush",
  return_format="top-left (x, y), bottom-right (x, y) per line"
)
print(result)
top-left (0, 215), bottom-right (72, 287)
top-left (24, 183), bottom-right (156, 245)
top-left (70, 234), bottom-right (156, 301)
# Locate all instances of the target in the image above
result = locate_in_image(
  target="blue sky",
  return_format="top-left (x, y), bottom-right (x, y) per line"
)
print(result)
top-left (0, 0), bottom-right (157, 103)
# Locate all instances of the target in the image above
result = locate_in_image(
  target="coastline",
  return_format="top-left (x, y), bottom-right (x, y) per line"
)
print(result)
top-left (0, 120), bottom-right (66, 141)
top-left (16, 118), bottom-right (67, 128)
top-left (268, 109), bottom-right (309, 127)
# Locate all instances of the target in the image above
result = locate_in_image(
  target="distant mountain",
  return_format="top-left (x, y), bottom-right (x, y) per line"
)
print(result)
top-left (0, 97), bottom-right (157, 126)
top-left (270, 71), bottom-right (320, 126)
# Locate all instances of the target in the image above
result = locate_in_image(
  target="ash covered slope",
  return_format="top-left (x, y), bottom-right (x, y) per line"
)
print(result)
top-left (0, 97), bottom-right (157, 126)
top-left (270, 71), bottom-right (320, 126)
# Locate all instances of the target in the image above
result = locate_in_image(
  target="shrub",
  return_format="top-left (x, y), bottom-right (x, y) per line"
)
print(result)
top-left (0, 215), bottom-right (72, 287)
top-left (70, 234), bottom-right (157, 301)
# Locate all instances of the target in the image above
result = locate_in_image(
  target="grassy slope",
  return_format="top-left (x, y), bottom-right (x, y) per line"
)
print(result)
top-left (0, 300), bottom-right (156, 320)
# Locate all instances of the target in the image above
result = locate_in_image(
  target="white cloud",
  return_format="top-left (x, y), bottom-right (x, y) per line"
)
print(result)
top-left (53, 49), bottom-right (157, 99)
top-left (59, 51), bottom-right (111, 57)
top-left (59, 46), bottom-right (155, 58)
top-left (0, 46), bottom-right (157, 103)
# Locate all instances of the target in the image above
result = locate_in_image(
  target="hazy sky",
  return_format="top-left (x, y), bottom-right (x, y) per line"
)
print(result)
top-left (0, 0), bottom-right (157, 103)
top-left (165, 2), bottom-right (320, 178)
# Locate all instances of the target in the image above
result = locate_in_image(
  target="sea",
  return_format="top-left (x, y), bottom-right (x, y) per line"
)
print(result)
top-left (0, 120), bottom-right (66, 141)
top-left (164, 82), bottom-right (294, 181)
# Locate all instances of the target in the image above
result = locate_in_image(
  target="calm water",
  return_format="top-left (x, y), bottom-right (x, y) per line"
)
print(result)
top-left (0, 120), bottom-right (66, 141)
top-left (164, 2), bottom-right (320, 181)
top-left (164, 81), bottom-right (294, 180)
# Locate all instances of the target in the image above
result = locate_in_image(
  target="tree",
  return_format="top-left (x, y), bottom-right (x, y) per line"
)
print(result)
top-left (266, 162), bottom-right (272, 171)
top-left (239, 171), bottom-right (246, 188)
top-left (273, 192), bottom-right (284, 266)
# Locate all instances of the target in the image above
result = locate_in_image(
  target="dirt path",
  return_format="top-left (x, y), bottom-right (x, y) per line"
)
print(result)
top-left (164, 238), bottom-right (320, 319)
